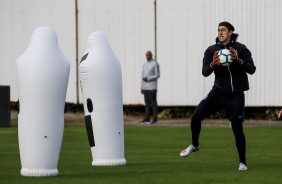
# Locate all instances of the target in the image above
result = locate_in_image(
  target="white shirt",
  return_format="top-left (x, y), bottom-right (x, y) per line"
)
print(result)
top-left (141, 59), bottom-right (160, 90)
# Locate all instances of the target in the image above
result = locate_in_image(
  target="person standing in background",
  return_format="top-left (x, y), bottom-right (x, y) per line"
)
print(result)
top-left (139, 51), bottom-right (160, 124)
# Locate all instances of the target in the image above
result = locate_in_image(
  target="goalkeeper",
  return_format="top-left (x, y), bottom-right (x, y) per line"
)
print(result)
top-left (180, 21), bottom-right (256, 171)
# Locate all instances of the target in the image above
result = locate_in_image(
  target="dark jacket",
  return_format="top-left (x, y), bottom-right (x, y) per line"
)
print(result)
top-left (202, 41), bottom-right (256, 92)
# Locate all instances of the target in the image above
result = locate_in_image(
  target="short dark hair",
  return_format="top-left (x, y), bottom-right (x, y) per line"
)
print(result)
top-left (218, 21), bottom-right (235, 31)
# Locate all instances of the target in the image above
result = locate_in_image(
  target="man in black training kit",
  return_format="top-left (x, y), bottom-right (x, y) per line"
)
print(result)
top-left (180, 21), bottom-right (256, 171)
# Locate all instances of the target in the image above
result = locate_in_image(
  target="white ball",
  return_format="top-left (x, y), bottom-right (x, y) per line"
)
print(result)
top-left (218, 49), bottom-right (233, 66)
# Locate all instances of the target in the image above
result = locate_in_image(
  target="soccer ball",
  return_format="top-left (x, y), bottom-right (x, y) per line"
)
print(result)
top-left (218, 49), bottom-right (233, 66)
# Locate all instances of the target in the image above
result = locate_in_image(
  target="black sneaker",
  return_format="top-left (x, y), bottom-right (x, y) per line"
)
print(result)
top-left (139, 119), bottom-right (150, 124)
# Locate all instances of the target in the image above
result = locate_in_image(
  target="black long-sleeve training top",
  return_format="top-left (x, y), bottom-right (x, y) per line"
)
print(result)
top-left (202, 41), bottom-right (256, 92)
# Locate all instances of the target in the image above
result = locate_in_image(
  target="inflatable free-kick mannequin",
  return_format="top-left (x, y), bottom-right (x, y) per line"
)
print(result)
top-left (80, 32), bottom-right (126, 166)
top-left (16, 27), bottom-right (70, 176)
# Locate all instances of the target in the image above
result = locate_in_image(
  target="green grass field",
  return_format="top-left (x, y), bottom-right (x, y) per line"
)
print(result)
top-left (0, 124), bottom-right (282, 184)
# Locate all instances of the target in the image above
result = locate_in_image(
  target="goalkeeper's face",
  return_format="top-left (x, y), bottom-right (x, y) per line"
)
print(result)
top-left (217, 26), bottom-right (232, 45)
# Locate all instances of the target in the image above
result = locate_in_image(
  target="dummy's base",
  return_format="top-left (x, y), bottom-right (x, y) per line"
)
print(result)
top-left (21, 168), bottom-right (58, 177)
top-left (92, 158), bottom-right (126, 166)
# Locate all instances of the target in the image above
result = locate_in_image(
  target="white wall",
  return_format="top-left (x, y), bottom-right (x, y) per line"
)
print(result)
top-left (0, 0), bottom-right (77, 103)
top-left (77, 0), bottom-right (155, 104)
top-left (1, 0), bottom-right (281, 106)
top-left (157, 0), bottom-right (282, 106)
top-left (157, 0), bottom-right (212, 106)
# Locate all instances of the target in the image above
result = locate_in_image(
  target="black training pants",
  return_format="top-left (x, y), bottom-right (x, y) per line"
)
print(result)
top-left (191, 86), bottom-right (246, 164)
top-left (143, 90), bottom-right (158, 121)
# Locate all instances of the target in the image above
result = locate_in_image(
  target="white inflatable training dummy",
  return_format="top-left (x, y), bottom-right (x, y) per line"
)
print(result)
top-left (80, 32), bottom-right (126, 166)
top-left (16, 27), bottom-right (70, 176)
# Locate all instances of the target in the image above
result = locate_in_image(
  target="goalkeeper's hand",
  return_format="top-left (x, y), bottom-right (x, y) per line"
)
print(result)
top-left (210, 50), bottom-right (221, 68)
top-left (229, 47), bottom-right (243, 65)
